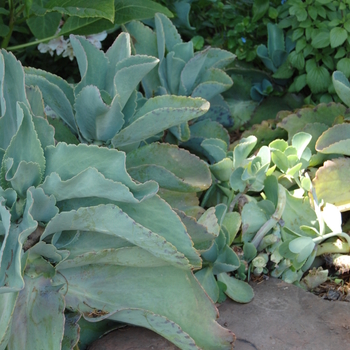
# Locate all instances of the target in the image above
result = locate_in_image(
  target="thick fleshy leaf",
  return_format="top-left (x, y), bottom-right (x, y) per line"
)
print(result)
top-left (70, 35), bottom-right (109, 95)
top-left (333, 71), bottom-right (350, 107)
top-left (2, 160), bottom-right (41, 198)
top-left (179, 48), bottom-right (209, 95)
top-left (174, 209), bottom-right (215, 252)
top-left (113, 55), bottom-right (159, 109)
top-left (25, 72), bottom-right (77, 134)
top-left (126, 143), bottom-right (211, 192)
top-left (292, 132), bottom-right (312, 159)
top-left (0, 292), bottom-right (18, 349)
top-left (62, 312), bottom-right (81, 350)
top-left (313, 158), bottom-right (350, 211)
top-left (212, 245), bottom-right (240, 275)
top-left (282, 190), bottom-right (318, 234)
top-left (201, 138), bottom-right (227, 164)
top-left (107, 309), bottom-right (200, 350)
top-left (192, 69), bottom-right (233, 101)
top-left (40, 167), bottom-right (155, 204)
top-left (105, 32), bottom-right (131, 96)
top-left (27, 187), bottom-right (58, 223)
top-left (57, 247), bottom-right (169, 269)
top-left (56, 265), bottom-right (235, 350)
top-left (165, 52), bottom-right (186, 95)
top-left (106, 32), bottom-right (131, 68)
top-left (289, 237), bottom-right (315, 262)
top-left (316, 124), bottom-right (350, 156)
top-left (241, 202), bottom-right (269, 242)
top-left (202, 48), bottom-right (236, 71)
top-left (233, 136), bottom-right (257, 168)
top-left (217, 273), bottom-right (254, 303)
top-left (123, 21), bottom-right (160, 98)
top-left (155, 13), bottom-right (182, 60)
top-left (278, 102), bottom-right (347, 141)
top-left (157, 188), bottom-right (204, 219)
top-left (222, 212), bottom-right (241, 246)
top-left (195, 267), bottom-right (219, 302)
top-left (33, 116), bottom-right (55, 150)
top-left (74, 85), bottom-right (124, 142)
top-left (7, 274), bottom-right (65, 350)
top-left (112, 96), bottom-right (209, 147)
top-left (44, 143), bottom-right (158, 200)
top-left (182, 120), bottom-right (229, 159)
top-left (25, 67), bottom-right (75, 107)
top-left (0, 51), bottom-right (30, 150)
top-left (116, 196), bottom-right (202, 268)
top-left (25, 85), bottom-right (45, 117)
top-left (41, 204), bottom-right (192, 269)
top-left (1, 103), bottom-right (45, 192)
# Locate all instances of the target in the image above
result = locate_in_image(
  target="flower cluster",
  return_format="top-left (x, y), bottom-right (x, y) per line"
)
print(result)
top-left (38, 30), bottom-right (107, 60)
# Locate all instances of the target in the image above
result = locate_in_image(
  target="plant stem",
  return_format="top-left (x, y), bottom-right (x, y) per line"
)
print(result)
top-left (251, 184), bottom-right (286, 248)
top-left (313, 232), bottom-right (350, 246)
top-left (6, 34), bottom-right (60, 51)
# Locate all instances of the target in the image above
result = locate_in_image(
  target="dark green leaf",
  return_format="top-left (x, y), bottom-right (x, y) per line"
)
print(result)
top-left (252, 0), bottom-right (269, 22)
top-left (307, 6), bottom-right (317, 20)
top-left (60, 16), bottom-right (115, 36)
top-left (337, 58), bottom-right (350, 78)
top-left (45, 0), bottom-right (115, 22)
top-left (306, 65), bottom-right (331, 94)
top-left (330, 27), bottom-right (348, 48)
top-left (311, 31), bottom-right (330, 48)
top-left (114, 0), bottom-right (173, 24)
top-left (27, 13), bottom-right (62, 39)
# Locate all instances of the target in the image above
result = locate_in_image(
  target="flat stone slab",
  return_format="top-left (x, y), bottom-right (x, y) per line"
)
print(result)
top-left (88, 278), bottom-right (350, 349)
top-left (217, 277), bottom-right (350, 350)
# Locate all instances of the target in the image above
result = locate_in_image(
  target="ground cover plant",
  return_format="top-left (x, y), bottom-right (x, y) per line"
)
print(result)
top-left (1, 1), bottom-right (350, 349)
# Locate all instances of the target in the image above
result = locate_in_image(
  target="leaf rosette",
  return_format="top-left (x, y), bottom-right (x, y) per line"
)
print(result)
top-left (0, 50), bottom-right (234, 349)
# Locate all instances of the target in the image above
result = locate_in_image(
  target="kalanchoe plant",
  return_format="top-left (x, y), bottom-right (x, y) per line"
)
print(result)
top-left (0, 51), bottom-right (235, 349)
top-left (195, 204), bottom-right (254, 304)
top-left (124, 12), bottom-right (236, 142)
top-left (25, 32), bottom-right (210, 152)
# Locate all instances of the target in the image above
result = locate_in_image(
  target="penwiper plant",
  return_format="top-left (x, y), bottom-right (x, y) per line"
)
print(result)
top-left (25, 32), bottom-right (210, 152)
top-left (0, 50), bottom-right (235, 349)
top-left (124, 13), bottom-right (236, 142)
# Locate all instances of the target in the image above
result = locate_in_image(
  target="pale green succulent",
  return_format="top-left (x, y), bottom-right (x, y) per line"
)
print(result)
top-left (125, 13), bottom-right (236, 142)
top-left (0, 50), bottom-right (235, 349)
top-left (24, 32), bottom-right (210, 152)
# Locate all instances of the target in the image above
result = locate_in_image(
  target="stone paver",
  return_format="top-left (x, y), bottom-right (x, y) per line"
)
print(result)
top-left (87, 278), bottom-right (350, 350)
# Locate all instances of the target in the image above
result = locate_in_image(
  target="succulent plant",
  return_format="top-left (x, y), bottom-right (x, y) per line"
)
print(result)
top-left (124, 12), bottom-right (236, 141)
top-left (0, 49), bottom-right (235, 349)
top-left (25, 32), bottom-right (210, 152)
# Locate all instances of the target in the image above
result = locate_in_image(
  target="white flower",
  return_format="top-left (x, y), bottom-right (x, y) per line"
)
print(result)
top-left (37, 42), bottom-right (55, 56)
top-left (86, 31), bottom-right (107, 49)
top-left (37, 26), bottom-right (107, 60)
top-left (62, 42), bottom-right (75, 61)
top-left (38, 35), bottom-right (68, 56)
